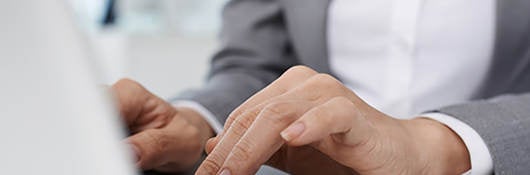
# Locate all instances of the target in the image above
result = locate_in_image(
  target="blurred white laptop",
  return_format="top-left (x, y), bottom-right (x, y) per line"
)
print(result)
top-left (0, 1), bottom-right (136, 175)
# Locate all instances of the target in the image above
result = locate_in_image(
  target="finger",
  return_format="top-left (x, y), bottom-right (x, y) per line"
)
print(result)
top-left (196, 100), bottom-right (311, 174)
top-left (206, 66), bottom-right (316, 166)
top-left (205, 129), bottom-right (225, 154)
top-left (280, 97), bottom-right (379, 164)
top-left (292, 73), bottom-right (364, 105)
top-left (127, 115), bottom-right (201, 171)
top-left (205, 137), bottom-right (219, 155)
top-left (222, 73), bottom-right (352, 137)
top-left (111, 78), bottom-right (173, 132)
top-left (111, 78), bottom-right (149, 124)
top-left (223, 66), bottom-right (317, 131)
top-left (217, 101), bottom-right (315, 175)
top-left (126, 129), bottom-right (170, 170)
top-left (196, 104), bottom-right (267, 175)
top-left (198, 87), bottom-right (314, 175)
top-left (200, 72), bottom-right (359, 174)
top-left (153, 116), bottom-right (206, 173)
top-left (280, 97), bottom-right (359, 144)
top-left (201, 73), bottom-right (352, 174)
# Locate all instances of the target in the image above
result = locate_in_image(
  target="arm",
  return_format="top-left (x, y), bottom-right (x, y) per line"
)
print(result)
top-left (422, 113), bottom-right (493, 175)
top-left (112, 0), bottom-right (297, 172)
top-left (435, 93), bottom-right (530, 174)
top-left (173, 0), bottom-right (299, 124)
top-left (196, 66), bottom-right (472, 175)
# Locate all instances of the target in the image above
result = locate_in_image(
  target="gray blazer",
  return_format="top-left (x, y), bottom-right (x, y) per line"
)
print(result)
top-left (175, 0), bottom-right (530, 174)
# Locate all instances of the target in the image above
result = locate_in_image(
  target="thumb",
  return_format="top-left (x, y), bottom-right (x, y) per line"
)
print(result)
top-left (126, 129), bottom-right (169, 170)
top-left (111, 79), bottom-right (151, 127)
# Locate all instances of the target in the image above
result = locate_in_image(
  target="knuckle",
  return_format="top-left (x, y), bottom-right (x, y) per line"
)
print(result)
top-left (260, 102), bottom-right (292, 125)
top-left (230, 139), bottom-right (253, 162)
top-left (113, 78), bottom-right (148, 96)
top-left (330, 96), bottom-right (351, 106)
top-left (285, 65), bottom-right (316, 75)
top-left (328, 96), bottom-right (362, 117)
top-left (115, 78), bottom-right (134, 84)
top-left (226, 111), bottom-right (239, 123)
top-left (312, 107), bottom-right (334, 125)
top-left (227, 107), bottom-right (260, 130)
top-left (311, 73), bottom-right (341, 88)
top-left (223, 116), bottom-right (236, 129)
top-left (230, 115), bottom-right (254, 136)
top-left (228, 105), bottom-right (252, 124)
top-left (115, 78), bottom-right (141, 88)
top-left (276, 66), bottom-right (318, 91)
top-left (264, 101), bottom-right (289, 113)
top-left (297, 74), bottom-right (340, 101)
top-left (236, 112), bottom-right (256, 128)
top-left (200, 157), bottom-right (223, 174)
top-left (143, 130), bottom-right (170, 154)
top-left (300, 74), bottom-right (348, 101)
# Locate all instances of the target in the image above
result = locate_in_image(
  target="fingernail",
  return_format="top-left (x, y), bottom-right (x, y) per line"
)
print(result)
top-left (281, 123), bottom-right (305, 141)
top-left (129, 143), bottom-right (141, 162)
top-left (219, 169), bottom-right (231, 175)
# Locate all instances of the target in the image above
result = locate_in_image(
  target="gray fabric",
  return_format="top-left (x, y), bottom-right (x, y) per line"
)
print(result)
top-left (173, 0), bottom-right (530, 174)
top-left (438, 1), bottom-right (530, 174)
top-left (436, 94), bottom-right (530, 175)
top-left (174, 0), bottom-right (299, 124)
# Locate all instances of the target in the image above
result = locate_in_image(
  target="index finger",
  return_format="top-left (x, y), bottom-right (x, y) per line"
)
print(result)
top-left (204, 66), bottom-right (316, 155)
top-left (219, 100), bottom-right (315, 175)
top-left (222, 66), bottom-right (317, 132)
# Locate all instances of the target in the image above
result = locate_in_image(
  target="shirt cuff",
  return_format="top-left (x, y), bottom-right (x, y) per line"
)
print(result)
top-left (420, 113), bottom-right (493, 175)
top-left (172, 100), bottom-right (223, 134)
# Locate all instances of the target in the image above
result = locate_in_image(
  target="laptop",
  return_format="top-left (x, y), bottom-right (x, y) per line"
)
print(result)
top-left (0, 1), bottom-right (137, 174)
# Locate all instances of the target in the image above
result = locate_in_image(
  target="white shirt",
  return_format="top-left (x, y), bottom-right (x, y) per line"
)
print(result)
top-left (328, 0), bottom-right (494, 174)
top-left (176, 0), bottom-right (494, 174)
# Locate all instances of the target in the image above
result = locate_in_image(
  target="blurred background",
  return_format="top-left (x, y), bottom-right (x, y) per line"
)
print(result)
top-left (70, 0), bottom-right (226, 98)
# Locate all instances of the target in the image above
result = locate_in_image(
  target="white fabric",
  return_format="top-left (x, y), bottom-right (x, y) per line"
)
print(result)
top-left (328, 0), bottom-right (495, 174)
top-left (328, 0), bottom-right (495, 119)
top-left (176, 0), bottom-right (496, 174)
top-left (422, 113), bottom-right (493, 175)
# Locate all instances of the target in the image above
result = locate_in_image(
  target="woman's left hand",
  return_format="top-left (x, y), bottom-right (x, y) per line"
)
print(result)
top-left (195, 66), bottom-right (471, 175)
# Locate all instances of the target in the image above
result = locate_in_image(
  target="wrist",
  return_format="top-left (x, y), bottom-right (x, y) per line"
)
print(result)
top-left (407, 118), bottom-right (471, 174)
top-left (176, 107), bottom-right (215, 144)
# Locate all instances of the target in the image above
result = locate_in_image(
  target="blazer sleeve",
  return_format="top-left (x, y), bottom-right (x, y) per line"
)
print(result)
top-left (172, 0), bottom-right (299, 124)
top-left (434, 93), bottom-right (530, 174)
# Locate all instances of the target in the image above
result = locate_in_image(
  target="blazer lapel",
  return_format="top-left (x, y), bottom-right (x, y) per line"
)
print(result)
top-left (282, 0), bottom-right (332, 74)
top-left (480, 0), bottom-right (530, 97)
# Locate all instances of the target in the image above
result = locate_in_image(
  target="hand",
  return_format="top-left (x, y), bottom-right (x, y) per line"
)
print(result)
top-left (112, 79), bottom-right (214, 173)
top-left (196, 66), bottom-right (470, 175)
